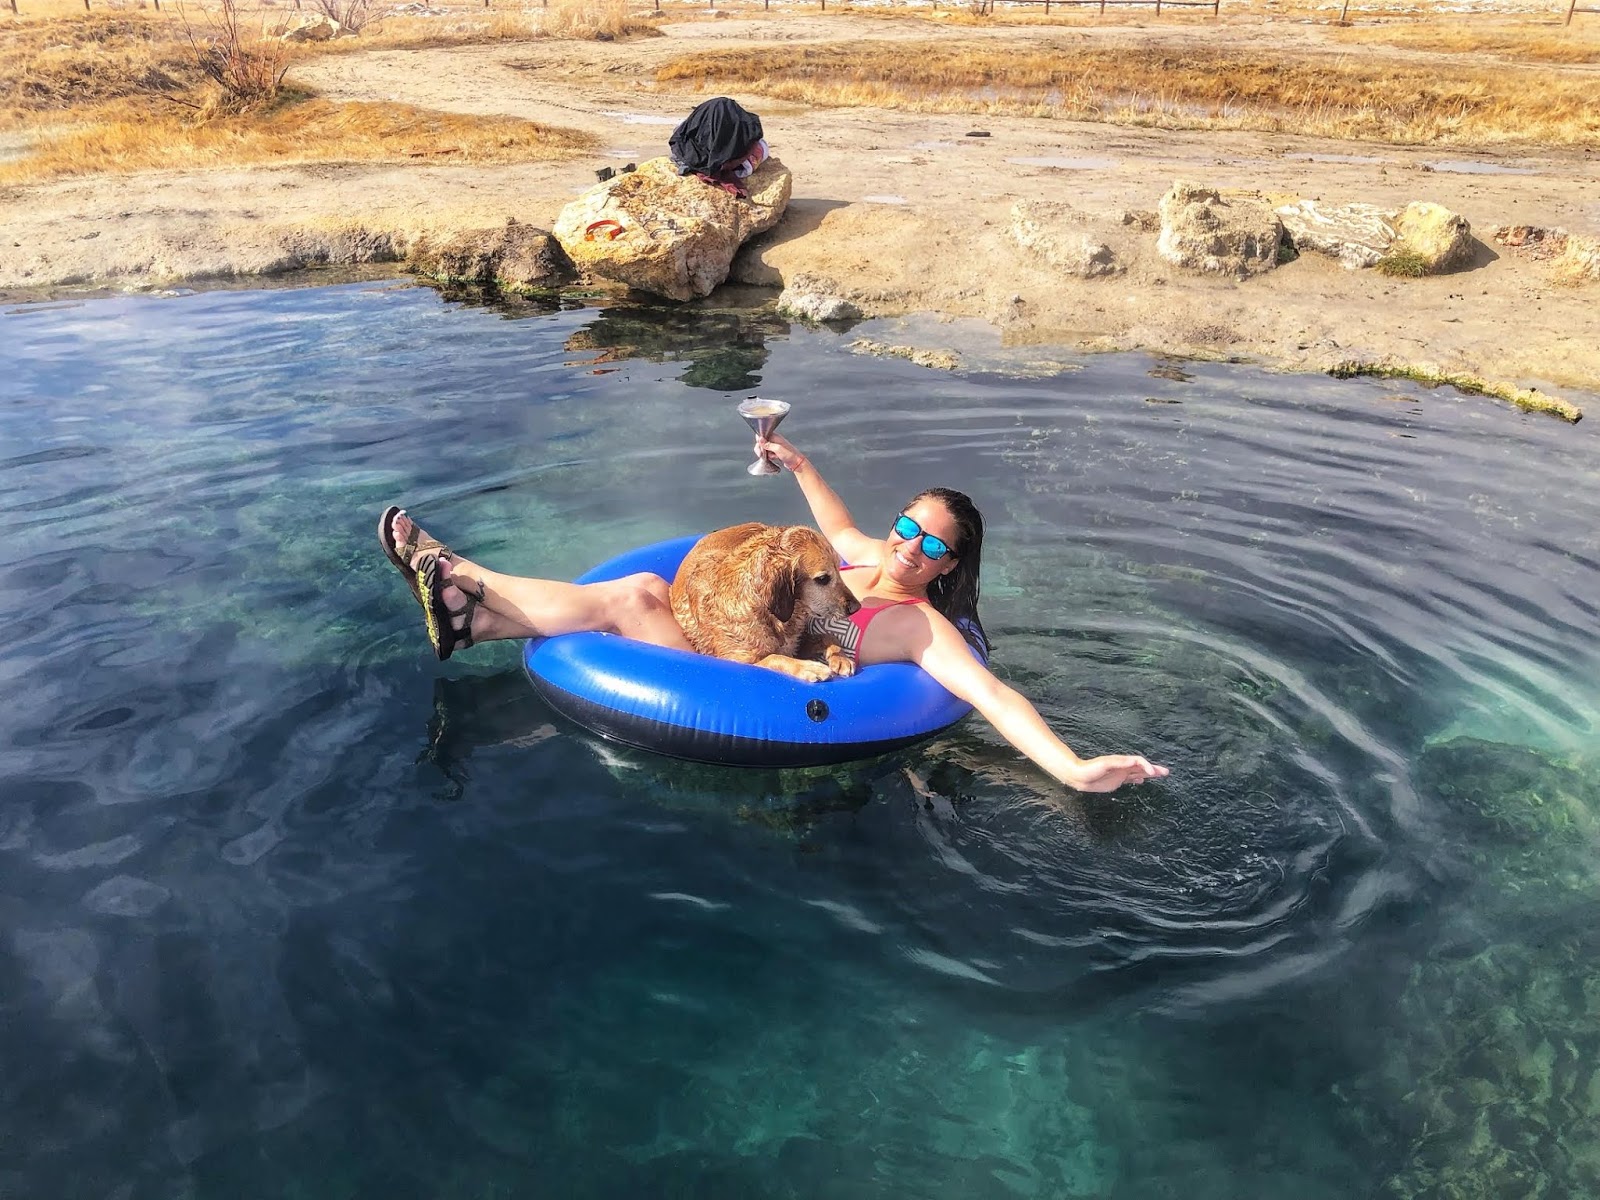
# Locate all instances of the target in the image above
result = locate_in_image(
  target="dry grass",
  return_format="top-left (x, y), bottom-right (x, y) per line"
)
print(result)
top-left (1, 13), bottom-right (200, 129)
top-left (0, 95), bottom-right (594, 180)
top-left (293, 0), bottom-right (663, 52)
top-left (539, 0), bottom-right (639, 39)
top-left (1333, 18), bottom-right (1600, 65)
top-left (656, 41), bottom-right (1600, 146)
top-left (0, 7), bottom-right (605, 178)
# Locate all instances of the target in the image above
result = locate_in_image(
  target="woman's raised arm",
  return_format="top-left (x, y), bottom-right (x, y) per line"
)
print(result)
top-left (758, 433), bottom-right (881, 565)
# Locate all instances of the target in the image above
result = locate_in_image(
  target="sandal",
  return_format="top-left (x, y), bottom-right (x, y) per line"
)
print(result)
top-left (378, 505), bottom-right (452, 605)
top-left (418, 551), bottom-right (485, 662)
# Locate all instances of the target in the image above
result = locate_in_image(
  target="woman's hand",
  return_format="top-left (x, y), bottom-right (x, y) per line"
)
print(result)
top-left (756, 432), bottom-right (807, 473)
top-left (1061, 755), bottom-right (1169, 793)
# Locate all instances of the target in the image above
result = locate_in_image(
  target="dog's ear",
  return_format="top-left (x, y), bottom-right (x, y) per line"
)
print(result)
top-left (770, 561), bottom-right (798, 624)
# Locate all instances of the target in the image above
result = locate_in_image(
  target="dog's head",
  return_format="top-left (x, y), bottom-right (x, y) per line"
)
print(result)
top-left (764, 526), bottom-right (860, 628)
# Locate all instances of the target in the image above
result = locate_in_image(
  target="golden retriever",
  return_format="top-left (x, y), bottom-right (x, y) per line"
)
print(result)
top-left (670, 523), bottom-right (859, 682)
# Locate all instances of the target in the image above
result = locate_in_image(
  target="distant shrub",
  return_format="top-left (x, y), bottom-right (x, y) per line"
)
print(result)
top-left (180, 0), bottom-right (290, 115)
top-left (313, 0), bottom-right (375, 35)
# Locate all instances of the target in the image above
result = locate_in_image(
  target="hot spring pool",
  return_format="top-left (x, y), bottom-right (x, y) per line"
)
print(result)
top-left (2, 280), bottom-right (1597, 1199)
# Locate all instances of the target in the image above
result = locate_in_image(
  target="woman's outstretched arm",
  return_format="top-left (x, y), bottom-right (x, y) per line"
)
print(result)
top-left (882, 606), bottom-right (1169, 793)
top-left (758, 434), bottom-right (881, 565)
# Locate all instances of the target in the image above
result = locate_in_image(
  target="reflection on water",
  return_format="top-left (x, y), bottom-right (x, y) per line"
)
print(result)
top-left (1, 281), bottom-right (1598, 1199)
top-left (564, 294), bottom-right (788, 391)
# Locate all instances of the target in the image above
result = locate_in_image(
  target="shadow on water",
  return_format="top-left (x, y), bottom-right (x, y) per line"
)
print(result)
top-left (426, 281), bottom-right (792, 392)
top-left (418, 669), bottom-right (932, 836)
top-left (415, 666), bottom-right (1174, 848)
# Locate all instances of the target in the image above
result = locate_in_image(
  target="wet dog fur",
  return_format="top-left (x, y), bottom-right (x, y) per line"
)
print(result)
top-left (670, 523), bottom-right (859, 682)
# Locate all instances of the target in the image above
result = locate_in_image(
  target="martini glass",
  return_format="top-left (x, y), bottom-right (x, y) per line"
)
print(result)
top-left (737, 397), bottom-right (791, 476)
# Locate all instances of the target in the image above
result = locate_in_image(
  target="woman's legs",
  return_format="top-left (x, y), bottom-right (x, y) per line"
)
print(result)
top-left (385, 510), bottom-right (692, 653)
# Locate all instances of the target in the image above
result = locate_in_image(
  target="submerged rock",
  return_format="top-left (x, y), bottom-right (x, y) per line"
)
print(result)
top-left (1417, 736), bottom-right (1598, 851)
top-left (1156, 182), bottom-right (1282, 277)
top-left (1336, 738), bottom-right (1600, 1200)
top-left (551, 156), bottom-right (792, 302)
top-left (848, 339), bottom-right (960, 371)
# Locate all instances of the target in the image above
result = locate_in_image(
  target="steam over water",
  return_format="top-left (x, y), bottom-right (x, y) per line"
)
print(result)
top-left (2, 281), bottom-right (1597, 1199)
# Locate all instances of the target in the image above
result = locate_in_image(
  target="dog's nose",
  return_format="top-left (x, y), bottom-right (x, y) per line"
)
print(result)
top-left (844, 598), bottom-right (860, 616)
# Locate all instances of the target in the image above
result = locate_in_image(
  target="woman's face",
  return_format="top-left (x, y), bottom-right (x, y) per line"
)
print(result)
top-left (885, 497), bottom-right (961, 587)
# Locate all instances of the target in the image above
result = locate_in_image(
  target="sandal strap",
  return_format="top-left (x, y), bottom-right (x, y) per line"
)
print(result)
top-left (420, 553), bottom-right (481, 660)
top-left (400, 530), bottom-right (452, 570)
top-left (442, 590), bottom-right (478, 653)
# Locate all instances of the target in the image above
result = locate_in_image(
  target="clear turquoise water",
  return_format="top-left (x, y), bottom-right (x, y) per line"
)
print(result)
top-left (2, 281), bottom-right (1598, 1200)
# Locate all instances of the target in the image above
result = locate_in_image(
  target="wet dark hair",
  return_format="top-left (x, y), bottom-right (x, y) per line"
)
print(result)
top-left (907, 487), bottom-right (990, 657)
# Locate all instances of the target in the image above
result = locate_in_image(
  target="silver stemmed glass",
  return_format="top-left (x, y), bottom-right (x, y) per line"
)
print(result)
top-left (737, 397), bottom-right (791, 476)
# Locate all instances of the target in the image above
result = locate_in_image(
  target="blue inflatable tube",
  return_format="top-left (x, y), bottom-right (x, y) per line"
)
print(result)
top-left (522, 534), bottom-right (976, 768)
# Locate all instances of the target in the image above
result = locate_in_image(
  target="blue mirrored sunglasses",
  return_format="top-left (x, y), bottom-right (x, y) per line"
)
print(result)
top-left (892, 513), bottom-right (954, 560)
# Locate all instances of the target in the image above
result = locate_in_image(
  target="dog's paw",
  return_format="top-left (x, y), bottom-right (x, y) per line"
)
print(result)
top-left (792, 659), bottom-right (834, 683)
top-left (824, 645), bottom-right (856, 679)
top-left (756, 653), bottom-right (834, 683)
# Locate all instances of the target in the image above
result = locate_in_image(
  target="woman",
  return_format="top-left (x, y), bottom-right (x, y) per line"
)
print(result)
top-left (755, 433), bottom-right (1166, 794)
top-left (378, 446), bottom-right (1168, 793)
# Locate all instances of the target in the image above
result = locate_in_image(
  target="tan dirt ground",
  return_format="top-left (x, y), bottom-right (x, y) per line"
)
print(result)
top-left (3, 13), bottom-right (1598, 403)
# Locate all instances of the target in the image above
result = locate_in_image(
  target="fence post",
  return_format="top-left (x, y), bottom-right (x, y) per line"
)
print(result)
top-left (1043, 0), bottom-right (1049, 12)
top-left (1339, 0), bottom-right (1351, 20)
top-left (1568, 0), bottom-right (1578, 23)
top-left (1154, 0), bottom-right (1161, 12)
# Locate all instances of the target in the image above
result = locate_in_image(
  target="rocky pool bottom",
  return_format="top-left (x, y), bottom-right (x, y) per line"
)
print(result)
top-left (1, 281), bottom-right (1597, 1199)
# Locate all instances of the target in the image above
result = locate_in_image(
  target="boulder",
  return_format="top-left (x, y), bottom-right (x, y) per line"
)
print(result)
top-left (1156, 182), bottom-right (1283, 277)
top-left (1009, 200), bottom-right (1121, 278)
top-left (274, 13), bottom-right (340, 40)
top-left (1387, 201), bottom-right (1474, 274)
top-left (407, 221), bottom-right (573, 291)
top-left (551, 156), bottom-right (792, 301)
top-left (1550, 234), bottom-right (1600, 286)
top-left (1275, 199), bottom-right (1396, 270)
